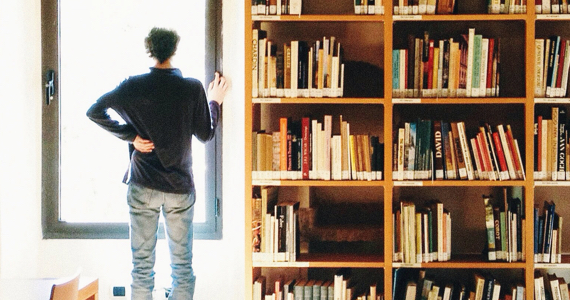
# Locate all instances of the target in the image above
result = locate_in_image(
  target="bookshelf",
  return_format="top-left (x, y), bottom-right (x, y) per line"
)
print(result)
top-left (244, 0), bottom-right (570, 299)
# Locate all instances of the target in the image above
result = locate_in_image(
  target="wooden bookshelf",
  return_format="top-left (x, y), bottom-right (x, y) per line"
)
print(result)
top-left (244, 0), bottom-right (570, 299)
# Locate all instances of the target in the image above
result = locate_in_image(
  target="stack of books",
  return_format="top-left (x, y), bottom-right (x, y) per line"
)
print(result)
top-left (535, 37), bottom-right (570, 98)
top-left (535, 0), bottom-right (570, 13)
top-left (393, 120), bottom-right (525, 181)
top-left (534, 200), bottom-right (563, 263)
top-left (251, 0), bottom-right (302, 15)
top-left (252, 187), bottom-right (299, 263)
top-left (253, 115), bottom-right (383, 181)
top-left (482, 191), bottom-right (524, 262)
top-left (354, 0), bottom-right (385, 14)
top-left (393, 200), bottom-right (451, 263)
top-left (392, 29), bottom-right (500, 98)
top-left (253, 30), bottom-right (345, 99)
top-left (534, 272), bottom-right (570, 300)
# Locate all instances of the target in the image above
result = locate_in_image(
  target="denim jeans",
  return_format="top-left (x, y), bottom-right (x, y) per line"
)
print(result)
top-left (127, 183), bottom-right (196, 300)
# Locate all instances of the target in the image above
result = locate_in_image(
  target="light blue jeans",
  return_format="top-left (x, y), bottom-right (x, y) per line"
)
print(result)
top-left (127, 183), bottom-right (196, 300)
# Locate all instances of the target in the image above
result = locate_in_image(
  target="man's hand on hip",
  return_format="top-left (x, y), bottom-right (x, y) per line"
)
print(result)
top-left (133, 135), bottom-right (155, 153)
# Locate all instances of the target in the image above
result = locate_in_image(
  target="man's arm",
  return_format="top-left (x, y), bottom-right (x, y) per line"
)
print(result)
top-left (193, 72), bottom-right (228, 143)
top-left (86, 90), bottom-right (138, 142)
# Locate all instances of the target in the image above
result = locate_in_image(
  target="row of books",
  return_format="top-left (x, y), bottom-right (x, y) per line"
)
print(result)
top-left (536, 0), bottom-right (570, 13)
top-left (251, 0), bottom-right (302, 15)
top-left (254, 273), bottom-right (382, 300)
top-left (393, 0), bottom-right (456, 15)
top-left (487, 0), bottom-right (527, 13)
top-left (534, 107), bottom-right (570, 181)
top-left (392, 120), bottom-right (525, 181)
top-left (393, 200), bottom-right (451, 263)
top-left (393, 269), bottom-right (525, 300)
top-left (252, 115), bottom-right (384, 181)
top-left (534, 272), bottom-right (570, 300)
top-left (252, 30), bottom-right (345, 99)
top-left (535, 37), bottom-right (570, 98)
top-left (482, 192), bottom-right (525, 262)
top-left (252, 186), bottom-right (299, 262)
top-left (355, 0), bottom-right (386, 14)
top-left (534, 201), bottom-right (563, 263)
top-left (393, 29), bottom-right (500, 99)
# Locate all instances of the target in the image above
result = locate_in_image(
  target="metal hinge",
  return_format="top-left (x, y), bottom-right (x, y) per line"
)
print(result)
top-left (215, 197), bottom-right (221, 217)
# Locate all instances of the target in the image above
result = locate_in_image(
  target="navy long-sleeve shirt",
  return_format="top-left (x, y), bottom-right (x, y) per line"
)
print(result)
top-left (86, 68), bottom-right (220, 194)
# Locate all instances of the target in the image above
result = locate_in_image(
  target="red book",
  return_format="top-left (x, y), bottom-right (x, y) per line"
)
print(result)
top-left (505, 125), bottom-right (523, 178)
top-left (477, 132), bottom-right (491, 173)
top-left (301, 117), bottom-right (310, 179)
top-left (492, 131), bottom-right (509, 173)
top-left (556, 39), bottom-right (567, 92)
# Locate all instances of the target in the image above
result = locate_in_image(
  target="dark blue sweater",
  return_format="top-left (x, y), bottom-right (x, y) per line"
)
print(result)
top-left (86, 68), bottom-right (220, 194)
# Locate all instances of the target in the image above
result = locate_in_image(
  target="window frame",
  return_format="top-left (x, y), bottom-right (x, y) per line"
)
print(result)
top-left (41, 0), bottom-right (223, 240)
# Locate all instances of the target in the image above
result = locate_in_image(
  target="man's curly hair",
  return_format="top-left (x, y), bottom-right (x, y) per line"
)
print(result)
top-left (144, 27), bottom-right (180, 64)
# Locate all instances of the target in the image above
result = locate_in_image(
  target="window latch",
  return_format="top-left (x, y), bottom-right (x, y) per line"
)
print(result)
top-left (45, 70), bottom-right (55, 106)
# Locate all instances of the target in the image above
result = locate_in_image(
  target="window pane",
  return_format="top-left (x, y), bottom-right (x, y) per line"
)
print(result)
top-left (59, 0), bottom-right (207, 223)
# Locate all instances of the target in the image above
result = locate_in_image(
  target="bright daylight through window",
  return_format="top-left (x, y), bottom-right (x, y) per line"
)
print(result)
top-left (42, 0), bottom-right (221, 239)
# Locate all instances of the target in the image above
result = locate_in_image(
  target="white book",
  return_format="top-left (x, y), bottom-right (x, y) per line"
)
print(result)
top-left (466, 28), bottom-right (475, 97)
top-left (332, 135), bottom-right (342, 180)
top-left (458, 122), bottom-right (475, 180)
top-left (311, 120), bottom-right (319, 180)
top-left (289, 0), bottom-right (302, 14)
top-left (324, 115), bottom-right (332, 180)
top-left (480, 38), bottom-right (489, 97)
top-left (419, 0), bottom-right (427, 14)
top-left (541, 119), bottom-right (548, 180)
top-left (551, 277), bottom-right (562, 300)
top-left (536, 39), bottom-right (545, 97)
top-left (543, 40), bottom-right (551, 98)
top-left (259, 38), bottom-right (267, 97)
top-left (290, 41), bottom-right (298, 98)
top-left (252, 29), bottom-right (260, 98)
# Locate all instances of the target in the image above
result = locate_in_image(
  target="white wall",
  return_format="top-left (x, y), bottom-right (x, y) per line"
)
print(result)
top-left (0, 0), bottom-right (245, 299)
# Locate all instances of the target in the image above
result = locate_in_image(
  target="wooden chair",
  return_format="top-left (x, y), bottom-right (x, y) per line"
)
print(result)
top-left (49, 272), bottom-right (80, 300)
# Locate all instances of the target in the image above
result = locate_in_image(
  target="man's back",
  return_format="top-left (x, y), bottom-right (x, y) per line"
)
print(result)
top-left (87, 68), bottom-right (220, 193)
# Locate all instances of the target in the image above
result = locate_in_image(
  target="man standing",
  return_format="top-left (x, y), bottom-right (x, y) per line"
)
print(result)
top-left (87, 27), bottom-right (227, 300)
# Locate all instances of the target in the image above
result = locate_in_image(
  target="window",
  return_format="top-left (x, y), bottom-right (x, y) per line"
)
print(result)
top-left (41, 0), bottom-right (222, 239)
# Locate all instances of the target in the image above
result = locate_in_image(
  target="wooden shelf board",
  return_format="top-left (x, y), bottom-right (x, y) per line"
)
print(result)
top-left (393, 180), bottom-right (526, 187)
top-left (253, 97), bottom-right (385, 104)
top-left (394, 14), bottom-right (527, 21)
top-left (392, 97), bottom-right (527, 104)
top-left (252, 179), bottom-right (385, 187)
top-left (252, 15), bottom-right (385, 22)
top-left (393, 254), bottom-right (527, 268)
top-left (253, 253), bottom-right (385, 268)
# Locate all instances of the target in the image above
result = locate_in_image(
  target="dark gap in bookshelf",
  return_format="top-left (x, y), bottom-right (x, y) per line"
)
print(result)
top-left (260, 22), bottom-right (385, 98)
top-left (394, 186), bottom-right (524, 257)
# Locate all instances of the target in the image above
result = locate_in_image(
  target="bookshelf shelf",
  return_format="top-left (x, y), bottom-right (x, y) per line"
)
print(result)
top-left (392, 97), bottom-right (527, 104)
top-left (253, 254), bottom-right (386, 268)
top-left (253, 97), bottom-right (385, 104)
top-left (393, 14), bottom-right (528, 21)
top-left (393, 180), bottom-right (526, 187)
top-left (252, 180), bottom-right (385, 187)
top-left (245, 1), bottom-right (570, 299)
top-left (253, 15), bottom-right (386, 22)
top-left (393, 254), bottom-right (527, 268)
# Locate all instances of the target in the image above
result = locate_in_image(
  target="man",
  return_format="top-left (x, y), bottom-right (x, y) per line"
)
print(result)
top-left (86, 27), bottom-right (227, 300)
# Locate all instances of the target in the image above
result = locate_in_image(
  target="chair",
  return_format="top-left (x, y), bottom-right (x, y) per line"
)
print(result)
top-left (49, 272), bottom-right (80, 300)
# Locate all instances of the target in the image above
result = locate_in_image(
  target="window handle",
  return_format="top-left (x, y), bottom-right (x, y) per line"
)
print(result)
top-left (45, 70), bottom-right (55, 105)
